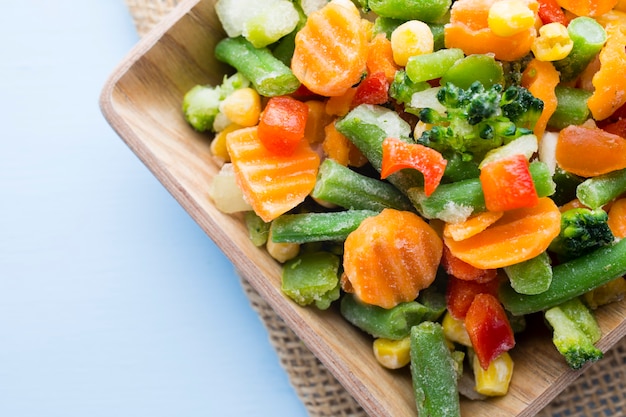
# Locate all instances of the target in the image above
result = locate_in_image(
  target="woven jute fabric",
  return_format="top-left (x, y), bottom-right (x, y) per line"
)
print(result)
top-left (124, 1), bottom-right (626, 415)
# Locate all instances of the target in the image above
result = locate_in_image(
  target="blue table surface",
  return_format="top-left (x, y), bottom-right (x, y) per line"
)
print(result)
top-left (0, 1), bottom-right (308, 416)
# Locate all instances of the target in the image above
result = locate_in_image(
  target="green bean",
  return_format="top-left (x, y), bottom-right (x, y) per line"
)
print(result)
top-left (311, 159), bottom-right (414, 212)
top-left (499, 238), bottom-right (626, 316)
top-left (281, 251), bottom-right (340, 310)
top-left (214, 36), bottom-right (300, 97)
top-left (270, 210), bottom-right (378, 243)
top-left (406, 48), bottom-right (465, 83)
top-left (576, 168), bottom-right (626, 209)
top-left (553, 17), bottom-right (607, 83)
top-left (503, 251), bottom-right (552, 295)
top-left (340, 293), bottom-right (437, 340)
top-left (244, 211), bottom-right (270, 246)
top-left (547, 86), bottom-right (592, 130)
top-left (368, 0), bottom-right (452, 22)
top-left (410, 322), bottom-right (461, 417)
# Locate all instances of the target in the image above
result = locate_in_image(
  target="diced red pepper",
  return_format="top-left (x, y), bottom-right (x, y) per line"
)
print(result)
top-left (537, 0), bottom-right (569, 25)
top-left (480, 154), bottom-right (539, 212)
top-left (381, 137), bottom-right (447, 196)
top-left (601, 119), bottom-right (626, 138)
top-left (257, 96), bottom-right (309, 156)
top-left (445, 274), bottom-right (500, 320)
top-left (465, 293), bottom-right (516, 370)
top-left (351, 71), bottom-right (390, 108)
top-left (441, 245), bottom-right (498, 283)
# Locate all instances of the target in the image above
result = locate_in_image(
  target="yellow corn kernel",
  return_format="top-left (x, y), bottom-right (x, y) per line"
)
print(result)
top-left (210, 123), bottom-right (242, 162)
top-left (442, 311), bottom-right (472, 347)
top-left (531, 22), bottom-right (574, 61)
top-left (373, 337), bottom-right (411, 369)
top-left (472, 351), bottom-right (514, 396)
top-left (219, 87), bottom-right (262, 127)
top-left (582, 277), bottom-right (626, 309)
top-left (390, 20), bottom-right (434, 67)
top-left (488, 0), bottom-right (536, 37)
top-left (266, 227), bottom-right (300, 263)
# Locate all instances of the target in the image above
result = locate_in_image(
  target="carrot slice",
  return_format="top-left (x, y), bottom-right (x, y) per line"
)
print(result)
top-left (443, 210), bottom-right (504, 242)
top-left (444, 197), bottom-right (562, 269)
top-left (444, 0), bottom-right (538, 62)
top-left (441, 245), bottom-right (498, 283)
top-left (587, 15), bottom-right (626, 121)
top-left (608, 198), bottom-right (626, 239)
top-left (555, 125), bottom-right (626, 177)
top-left (521, 59), bottom-right (560, 138)
top-left (556, 0), bottom-right (618, 17)
top-left (291, 1), bottom-right (368, 97)
top-left (226, 126), bottom-right (320, 222)
top-left (366, 33), bottom-right (401, 84)
top-left (343, 208), bottom-right (443, 309)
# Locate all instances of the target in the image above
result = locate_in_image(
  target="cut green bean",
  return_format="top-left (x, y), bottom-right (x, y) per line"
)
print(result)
top-left (368, 0), bottom-right (452, 22)
top-left (282, 251), bottom-right (340, 310)
top-left (553, 17), bottom-right (607, 83)
top-left (244, 211), bottom-right (270, 246)
top-left (504, 251), bottom-right (552, 295)
top-left (440, 54), bottom-right (505, 89)
top-left (410, 322), bottom-right (461, 417)
top-left (406, 48), bottom-right (465, 83)
top-left (547, 86), bottom-right (592, 130)
top-left (576, 168), bottom-right (626, 209)
top-left (500, 237), bottom-right (626, 316)
top-left (214, 36), bottom-right (300, 97)
top-left (270, 210), bottom-right (378, 243)
top-left (340, 293), bottom-right (436, 340)
top-left (311, 159), bottom-right (414, 212)
top-left (335, 104), bottom-right (424, 194)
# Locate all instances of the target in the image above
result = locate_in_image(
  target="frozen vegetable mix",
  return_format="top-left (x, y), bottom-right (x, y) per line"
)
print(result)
top-left (183, 0), bottom-right (626, 414)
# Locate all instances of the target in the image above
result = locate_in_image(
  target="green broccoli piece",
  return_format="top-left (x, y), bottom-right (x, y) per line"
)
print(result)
top-left (389, 70), bottom-right (431, 106)
top-left (548, 207), bottom-right (615, 261)
top-left (416, 81), bottom-right (543, 163)
top-left (544, 297), bottom-right (603, 370)
top-left (500, 53), bottom-right (533, 87)
top-left (182, 72), bottom-right (250, 132)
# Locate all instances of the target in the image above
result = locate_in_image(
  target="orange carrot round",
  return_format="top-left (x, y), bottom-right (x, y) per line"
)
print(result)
top-left (444, 197), bottom-right (562, 269)
top-left (608, 198), bottom-right (626, 239)
top-left (555, 125), bottom-right (626, 177)
top-left (366, 33), bottom-right (401, 84)
top-left (444, 0), bottom-right (538, 61)
top-left (556, 0), bottom-right (618, 17)
top-left (443, 210), bottom-right (504, 242)
top-left (441, 245), bottom-right (498, 283)
top-left (521, 59), bottom-right (560, 138)
top-left (343, 209), bottom-right (443, 309)
top-left (291, 1), bottom-right (368, 97)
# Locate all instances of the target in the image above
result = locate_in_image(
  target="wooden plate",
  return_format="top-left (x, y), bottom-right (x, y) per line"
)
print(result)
top-left (99, 1), bottom-right (626, 415)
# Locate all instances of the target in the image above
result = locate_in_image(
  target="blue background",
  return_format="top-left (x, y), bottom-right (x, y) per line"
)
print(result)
top-left (0, 1), bottom-right (308, 416)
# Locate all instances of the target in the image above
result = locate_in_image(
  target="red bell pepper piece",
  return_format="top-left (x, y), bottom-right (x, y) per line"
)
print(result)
top-left (257, 96), bottom-right (309, 156)
top-left (537, 0), bottom-right (569, 26)
top-left (381, 137), bottom-right (447, 196)
top-left (465, 293), bottom-right (516, 370)
top-left (480, 154), bottom-right (539, 212)
top-left (352, 71), bottom-right (390, 108)
top-left (601, 119), bottom-right (626, 138)
top-left (445, 274), bottom-right (500, 320)
top-left (441, 245), bottom-right (498, 283)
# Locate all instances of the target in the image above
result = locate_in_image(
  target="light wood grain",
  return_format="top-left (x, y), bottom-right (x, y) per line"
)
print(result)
top-left (99, 1), bottom-right (626, 415)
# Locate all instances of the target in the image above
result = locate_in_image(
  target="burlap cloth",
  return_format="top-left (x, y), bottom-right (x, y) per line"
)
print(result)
top-left (124, 1), bottom-right (626, 415)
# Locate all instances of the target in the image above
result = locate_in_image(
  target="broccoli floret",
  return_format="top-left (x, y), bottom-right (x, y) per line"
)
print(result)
top-left (182, 72), bottom-right (250, 132)
top-left (389, 70), bottom-right (430, 106)
top-left (416, 81), bottom-right (543, 163)
top-left (500, 53), bottom-right (533, 87)
top-left (549, 207), bottom-right (615, 261)
top-left (544, 297), bottom-right (603, 370)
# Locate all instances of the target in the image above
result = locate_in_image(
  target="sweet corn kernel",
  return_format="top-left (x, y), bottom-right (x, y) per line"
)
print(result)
top-left (488, 0), bottom-right (536, 37)
top-left (266, 227), bottom-right (300, 263)
top-left (210, 123), bottom-right (242, 162)
top-left (472, 351), bottom-right (514, 396)
top-left (531, 22), bottom-right (574, 62)
top-left (373, 337), bottom-right (411, 369)
top-left (219, 87), bottom-right (262, 127)
top-left (442, 311), bottom-right (472, 347)
top-left (390, 20), bottom-right (434, 67)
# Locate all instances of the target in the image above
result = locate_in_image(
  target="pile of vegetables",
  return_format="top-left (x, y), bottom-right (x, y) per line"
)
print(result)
top-left (186, 0), bottom-right (626, 414)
